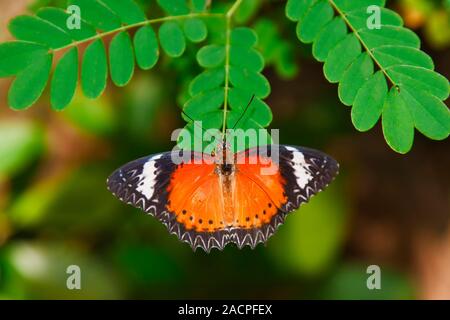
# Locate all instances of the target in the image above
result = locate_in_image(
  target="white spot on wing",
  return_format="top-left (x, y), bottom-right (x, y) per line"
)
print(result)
top-left (136, 154), bottom-right (163, 200)
top-left (285, 146), bottom-right (313, 189)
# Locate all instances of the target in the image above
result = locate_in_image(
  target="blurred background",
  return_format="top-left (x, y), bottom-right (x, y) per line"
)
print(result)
top-left (0, 0), bottom-right (449, 299)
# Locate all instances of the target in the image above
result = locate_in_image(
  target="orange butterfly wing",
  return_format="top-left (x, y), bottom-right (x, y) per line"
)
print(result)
top-left (167, 161), bottom-right (224, 232)
top-left (230, 148), bottom-right (288, 248)
top-left (165, 158), bottom-right (234, 250)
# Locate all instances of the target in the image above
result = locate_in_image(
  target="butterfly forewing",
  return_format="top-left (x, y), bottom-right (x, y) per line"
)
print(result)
top-left (107, 152), bottom-right (175, 216)
top-left (278, 145), bottom-right (339, 211)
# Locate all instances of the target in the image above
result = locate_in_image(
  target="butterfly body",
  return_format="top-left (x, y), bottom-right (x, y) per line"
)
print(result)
top-left (107, 144), bottom-right (339, 252)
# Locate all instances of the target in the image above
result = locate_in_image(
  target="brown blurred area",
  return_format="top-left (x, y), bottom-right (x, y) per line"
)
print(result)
top-left (0, 0), bottom-right (449, 300)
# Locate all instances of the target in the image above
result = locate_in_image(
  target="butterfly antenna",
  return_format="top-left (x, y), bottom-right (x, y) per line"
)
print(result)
top-left (181, 109), bottom-right (195, 123)
top-left (231, 94), bottom-right (255, 130)
top-left (181, 109), bottom-right (216, 143)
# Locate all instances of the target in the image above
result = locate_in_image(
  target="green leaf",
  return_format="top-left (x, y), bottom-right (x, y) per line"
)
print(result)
top-left (68, 0), bottom-right (121, 31)
top-left (183, 88), bottom-right (224, 118)
top-left (226, 93), bottom-right (273, 151)
top-left (230, 46), bottom-right (264, 73)
top-left (157, 0), bottom-right (189, 15)
top-left (358, 26), bottom-right (421, 49)
top-left (109, 32), bottom-right (135, 87)
top-left (352, 72), bottom-right (388, 131)
top-left (186, 24), bottom-right (270, 144)
top-left (338, 53), bottom-right (374, 106)
top-left (234, 0), bottom-right (262, 24)
top-left (400, 88), bottom-right (450, 140)
top-left (332, 0), bottom-right (385, 11)
top-left (183, 18), bottom-right (207, 43)
top-left (285, 0), bottom-right (317, 22)
top-left (8, 53), bottom-right (52, 110)
top-left (227, 88), bottom-right (272, 129)
top-left (184, 111), bottom-right (223, 132)
top-left (312, 17), bottom-right (347, 62)
top-left (231, 27), bottom-right (258, 47)
top-left (387, 66), bottom-right (449, 100)
top-left (286, 0), bottom-right (449, 154)
top-left (36, 7), bottom-right (97, 41)
top-left (134, 26), bottom-right (159, 70)
top-left (382, 88), bottom-right (414, 154)
top-left (51, 47), bottom-right (78, 110)
top-left (82, 39), bottom-right (107, 99)
top-left (192, 0), bottom-right (207, 12)
top-left (0, 41), bottom-right (48, 77)
top-left (178, 110), bottom-right (223, 151)
top-left (372, 46), bottom-right (434, 69)
top-left (189, 67), bottom-right (225, 96)
top-left (158, 21), bottom-right (186, 58)
top-left (323, 34), bottom-right (361, 83)
top-left (101, 0), bottom-right (146, 24)
top-left (346, 7), bottom-right (403, 30)
top-left (296, 0), bottom-right (334, 43)
top-left (8, 15), bottom-right (72, 48)
top-left (229, 66), bottom-right (270, 99)
top-left (197, 45), bottom-right (225, 68)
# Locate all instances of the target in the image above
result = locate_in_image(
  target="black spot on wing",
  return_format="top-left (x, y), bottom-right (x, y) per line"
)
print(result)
top-left (162, 209), bottom-right (289, 252)
top-left (229, 212), bottom-right (287, 250)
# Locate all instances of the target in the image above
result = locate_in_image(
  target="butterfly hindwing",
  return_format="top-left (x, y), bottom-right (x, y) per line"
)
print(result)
top-left (165, 157), bottom-right (230, 251)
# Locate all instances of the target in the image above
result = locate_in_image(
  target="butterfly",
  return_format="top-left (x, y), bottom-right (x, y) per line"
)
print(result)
top-left (107, 142), bottom-right (339, 252)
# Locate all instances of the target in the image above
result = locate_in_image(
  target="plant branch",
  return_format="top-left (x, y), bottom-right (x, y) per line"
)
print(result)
top-left (50, 12), bottom-right (225, 54)
top-left (328, 0), bottom-right (397, 88)
top-left (222, 0), bottom-right (244, 135)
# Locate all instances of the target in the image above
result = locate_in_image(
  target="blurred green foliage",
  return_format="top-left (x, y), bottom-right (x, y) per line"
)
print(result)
top-left (0, 120), bottom-right (44, 178)
top-left (270, 181), bottom-right (347, 277)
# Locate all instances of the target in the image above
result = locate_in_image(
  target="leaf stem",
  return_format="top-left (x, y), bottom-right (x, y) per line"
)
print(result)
top-left (50, 12), bottom-right (225, 54)
top-left (328, 0), bottom-right (397, 87)
top-left (222, 0), bottom-right (243, 135)
top-left (227, 0), bottom-right (244, 18)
